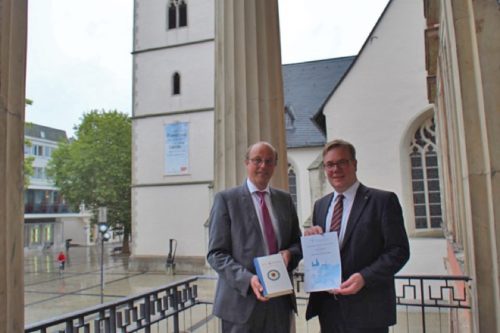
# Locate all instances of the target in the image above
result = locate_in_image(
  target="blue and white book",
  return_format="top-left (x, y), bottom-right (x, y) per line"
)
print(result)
top-left (253, 253), bottom-right (293, 298)
top-left (301, 232), bottom-right (342, 292)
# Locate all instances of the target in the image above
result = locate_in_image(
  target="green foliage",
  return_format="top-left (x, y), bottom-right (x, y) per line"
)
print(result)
top-left (47, 110), bottom-right (132, 239)
top-left (24, 153), bottom-right (35, 189)
top-left (24, 104), bottom-right (34, 189)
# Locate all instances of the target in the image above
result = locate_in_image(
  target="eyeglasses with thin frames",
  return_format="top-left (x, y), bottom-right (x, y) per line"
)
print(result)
top-left (323, 159), bottom-right (351, 170)
top-left (248, 158), bottom-right (276, 166)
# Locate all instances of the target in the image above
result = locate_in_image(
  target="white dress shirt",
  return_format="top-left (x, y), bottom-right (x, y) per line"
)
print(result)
top-left (246, 179), bottom-right (280, 254)
top-left (325, 181), bottom-right (360, 246)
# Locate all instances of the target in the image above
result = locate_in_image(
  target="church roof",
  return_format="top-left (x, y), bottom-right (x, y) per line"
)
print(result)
top-left (283, 56), bottom-right (355, 148)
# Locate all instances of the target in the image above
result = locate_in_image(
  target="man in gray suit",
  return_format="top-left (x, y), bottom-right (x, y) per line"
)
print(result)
top-left (207, 141), bottom-right (302, 333)
top-left (304, 139), bottom-right (410, 332)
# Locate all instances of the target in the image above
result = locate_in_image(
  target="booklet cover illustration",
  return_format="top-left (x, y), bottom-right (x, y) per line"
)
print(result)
top-left (301, 232), bottom-right (342, 292)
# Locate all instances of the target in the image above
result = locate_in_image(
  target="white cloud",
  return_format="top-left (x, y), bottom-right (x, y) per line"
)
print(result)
top-left (26, 0), bottom-right (389, 136)
top-left (26, 0), bottom-right (133, 137)
top-left (279, 0), bottom-right (390, 63)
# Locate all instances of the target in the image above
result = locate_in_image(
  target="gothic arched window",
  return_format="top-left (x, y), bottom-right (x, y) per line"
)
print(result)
top-left (410, 117), bottom-right (442, 230)
top-left (288, 164), bottom-right (297, 207)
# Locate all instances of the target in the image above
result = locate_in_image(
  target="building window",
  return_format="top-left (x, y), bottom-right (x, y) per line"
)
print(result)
top-left (285, 104), bottom-right (296, 130)
top-left (168, 2), bottom-right (176, 29)
top-left (179, 0), bottom-right (188, 27)
top-left (173, 72), bottom-right (181, 95)
top-left (288, 164), bottom-right (297, 207)
top-left (410, 117), bottom-right (442, 230)
top-left (30, 225), bottom-right (41, 244)
top-left (167, 0), bottom-right (188, 29)
top-left (33, 144), bottom-right (44, 156)
top-left (33, 167), bottom-right (46, 179)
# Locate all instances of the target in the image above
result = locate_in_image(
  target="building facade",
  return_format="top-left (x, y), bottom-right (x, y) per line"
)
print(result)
top-left (321, 0), bottom-right (440, 238)
top-left (24, 123), bottom-right (93, 249)
top-left (423, 0), bottom-right (500, 331)
top-left (132, 0), bottom-right (215, 265)
top-left (131, 0), bottom-right (354, 265)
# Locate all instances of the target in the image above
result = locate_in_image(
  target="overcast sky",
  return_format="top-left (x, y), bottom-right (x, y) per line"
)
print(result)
top-left (25, 0), bottom-right (390, 137)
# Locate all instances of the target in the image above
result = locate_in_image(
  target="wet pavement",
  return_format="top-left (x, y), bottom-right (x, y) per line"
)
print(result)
top-left (24, 244), bottom-right (214, 326)
top-left (24, 238), bottom-right (448, 331)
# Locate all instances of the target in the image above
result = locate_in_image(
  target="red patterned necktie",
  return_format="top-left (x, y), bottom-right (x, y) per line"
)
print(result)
top-left (257, 191), bottom-right (278, 254)
top-left (330, 194), bottom-right (344, 234)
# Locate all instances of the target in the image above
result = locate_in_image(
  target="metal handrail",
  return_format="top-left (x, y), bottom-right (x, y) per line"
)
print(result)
top-left (294, 272), bottom-right (472, 333)
top-left (25, 274), bottom-right (472, 333)
top-left (25, 276), bottom-right (202, 333)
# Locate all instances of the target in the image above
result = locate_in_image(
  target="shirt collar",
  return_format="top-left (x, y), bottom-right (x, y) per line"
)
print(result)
top-left (334, 181), bottom-right (360, 201)
top-left (246, 178), bottom-right (270, 194)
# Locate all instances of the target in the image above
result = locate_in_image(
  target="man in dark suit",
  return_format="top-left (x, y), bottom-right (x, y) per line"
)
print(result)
top-left (207, 141), bottom-right (302, 333)
top-left (304, 139), bottom-right (410, 333)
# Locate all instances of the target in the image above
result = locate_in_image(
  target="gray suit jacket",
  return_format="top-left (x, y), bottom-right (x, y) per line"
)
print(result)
top-left (207, 183), bottom-right (302, 324)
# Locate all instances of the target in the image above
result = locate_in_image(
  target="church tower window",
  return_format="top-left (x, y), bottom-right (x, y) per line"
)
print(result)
top-left (167, 2), bottom-right (176, 29)
top-left (172, 72), bottom-right (181, 95)
top-left (167, 0), bottom-right (188, 29)
top-left (179, 1), bottom-right (188, 27)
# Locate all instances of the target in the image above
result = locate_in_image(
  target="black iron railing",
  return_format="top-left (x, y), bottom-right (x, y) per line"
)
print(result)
top-left (25, 276), bottom-right (209, 333)
top-left (294, 272), bottom-right (472, 333)
top-left (394, 275), bottom-right (471, 333)
top-left (25, 274), bottom-right (471, 333)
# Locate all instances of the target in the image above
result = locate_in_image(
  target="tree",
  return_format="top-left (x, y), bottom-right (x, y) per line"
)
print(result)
top-left (47, 110), bottom-right (132, 253)
top-left (24, 139), bottom-right (34, 189)
top-left (24, 99), bottom-right (34, 188)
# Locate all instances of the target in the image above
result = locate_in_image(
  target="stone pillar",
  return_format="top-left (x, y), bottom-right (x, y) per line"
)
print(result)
top-left (0, 0), bottom-right (28, 331)
top-left (450, 0), bottom-right (500, 331)
top-left (214, 0), bottom-right (287, 192)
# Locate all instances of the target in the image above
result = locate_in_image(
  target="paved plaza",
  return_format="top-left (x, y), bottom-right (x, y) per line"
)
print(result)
top-left (24, 238), bottom-right (448, 330)
top-left (24, 244), bottom-right (212, 326)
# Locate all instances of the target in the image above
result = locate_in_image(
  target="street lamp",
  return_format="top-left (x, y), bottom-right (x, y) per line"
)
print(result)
top-left (98, 207), bottom-right (111, 303)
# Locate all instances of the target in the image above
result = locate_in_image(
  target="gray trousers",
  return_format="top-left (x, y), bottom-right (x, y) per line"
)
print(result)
top-left (221, 296), bottom-right (293, 333)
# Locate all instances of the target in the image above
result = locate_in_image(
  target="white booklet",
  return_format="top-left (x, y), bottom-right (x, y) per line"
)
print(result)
top-left (301, 232), bottom-right (342, 292)
top-left (253, 253), bottom-right (294, 298)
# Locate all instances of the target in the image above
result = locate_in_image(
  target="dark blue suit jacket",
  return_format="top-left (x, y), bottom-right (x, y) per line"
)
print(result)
top-left (306, 183), bottom-right (410, 328)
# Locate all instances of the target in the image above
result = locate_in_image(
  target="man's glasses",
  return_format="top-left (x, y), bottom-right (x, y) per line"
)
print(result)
top-left (248, 158), bottom-right (276, 166)
top-left (323, 159), bottom-right (351, 170)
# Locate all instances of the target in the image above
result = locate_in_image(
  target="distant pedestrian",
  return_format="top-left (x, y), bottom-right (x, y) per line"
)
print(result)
top-left (57, 251), bottom-right (66, 271)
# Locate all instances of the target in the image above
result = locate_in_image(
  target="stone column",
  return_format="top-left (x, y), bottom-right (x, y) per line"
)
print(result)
top-left (214, 0), bottom-right (287, 192)
top-left (450, 0), bottom-right (500, 331)
top-left (0, 0), bottom-right (28, 331)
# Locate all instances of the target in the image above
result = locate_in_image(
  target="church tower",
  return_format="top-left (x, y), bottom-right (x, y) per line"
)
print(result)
top-left (131, 0), bottom-right (215, 267)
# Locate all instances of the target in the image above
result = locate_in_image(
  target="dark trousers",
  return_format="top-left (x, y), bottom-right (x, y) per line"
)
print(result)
top-left (221, 296), bottom-right (292, 333)
top-left (318, 296), bottom-right (388, 333)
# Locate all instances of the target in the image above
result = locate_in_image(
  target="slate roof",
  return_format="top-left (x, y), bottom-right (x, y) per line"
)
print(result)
top-left (283, 56), bottom-right (356, 148)
top-left (25, 123), bottom-right (67, 142)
